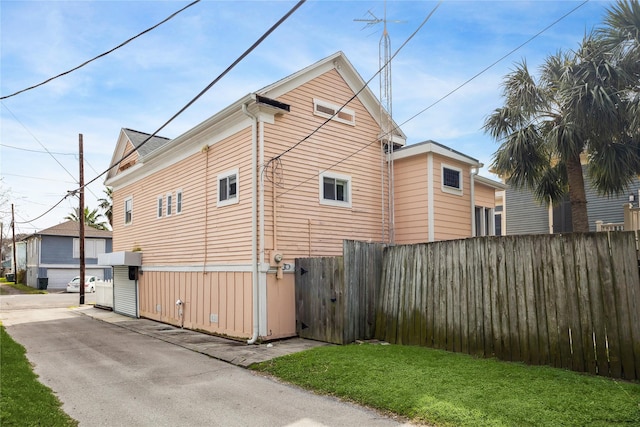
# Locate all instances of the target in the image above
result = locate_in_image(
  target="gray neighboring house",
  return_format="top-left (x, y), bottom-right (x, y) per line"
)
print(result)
top-left (505, 169), bottom-right (640, 234)
top-left (23, 221), bottom-right (113, 289)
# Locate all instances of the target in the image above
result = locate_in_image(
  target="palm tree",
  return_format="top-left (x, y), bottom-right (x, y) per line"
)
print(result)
top-left (97, 187), bottom-right (113, 226)
top-left (484, 1), bottom-right (640, 232)
top-left (65, 207), bottom-right (109, 231)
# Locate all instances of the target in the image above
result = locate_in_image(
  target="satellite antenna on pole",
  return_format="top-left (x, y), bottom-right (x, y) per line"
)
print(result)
top-left (354, 2), bottom-right (405, 244)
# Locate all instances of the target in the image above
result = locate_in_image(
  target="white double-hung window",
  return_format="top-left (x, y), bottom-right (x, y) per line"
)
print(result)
top-left (218, 169), bottom-right (239, 207)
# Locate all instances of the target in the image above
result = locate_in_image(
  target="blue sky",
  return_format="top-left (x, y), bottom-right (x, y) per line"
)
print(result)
top-left (0, 0), bottom-right (615, 234)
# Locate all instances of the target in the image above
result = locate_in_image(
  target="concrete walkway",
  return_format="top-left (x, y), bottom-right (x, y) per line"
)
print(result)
top-left (74, 305), bottom-right (330, 367)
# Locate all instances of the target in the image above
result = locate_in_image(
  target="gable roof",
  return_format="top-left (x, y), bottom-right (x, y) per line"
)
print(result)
top-left (24, 220), bottom-right (112, 240)
top-left (392, 140), bottom-right (481, 166)
top-left (105, 52), bottom-right (406, 186)
top-left (122, 128), bottom-right (172, 157)
top-left (257, 51), bottom-right (406, 145)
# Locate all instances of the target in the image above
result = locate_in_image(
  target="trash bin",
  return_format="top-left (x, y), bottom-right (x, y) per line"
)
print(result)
top-left (6, 273), bottom-right (15, 282)
top-left (37, 278), bottom-right (48, 290)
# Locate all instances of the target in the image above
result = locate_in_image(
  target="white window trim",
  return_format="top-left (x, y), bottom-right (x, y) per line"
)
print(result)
top-left (176, 189), bottom-right (183, 214)
top-left (441, 164), bottom-right (463, 196)
top-left (313, 98), bottom-right (356, 126)
top-left (73, 238), bottom-right (106, 259)
top-left (124, 196), bottom-right (133, 225)
top-left (319, 171), bottom-right (352, 208)
top-left (157, 195), bottom-right (163, 218)
top-left (217, 168), bottom-right (239, 207)
top-left (166, 192), bottom-right (173, 217)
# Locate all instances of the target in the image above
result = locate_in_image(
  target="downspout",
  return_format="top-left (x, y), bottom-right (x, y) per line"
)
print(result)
top-left (470, 163), bottom-right (482, 236)
top-left (427, 153), bottom-right (434, 242)
top-left (243, 102), bottom-right (259, 345)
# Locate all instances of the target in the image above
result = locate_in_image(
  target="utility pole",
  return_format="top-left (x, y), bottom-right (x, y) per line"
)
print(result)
top-left (11, 204), bottom-right (17, 281)
top-left (79, 134), bottom-right (85, 305)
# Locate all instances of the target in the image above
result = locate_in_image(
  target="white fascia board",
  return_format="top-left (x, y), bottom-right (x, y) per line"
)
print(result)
top-left (98, 251), bottom-right (142, 266)
top-left (259, 52), bottom-right (406, 146)
top-left (391, 142), bottom-right (480, 166)
top-left (105, 162), bottom-right (143, 187)
top-left (105, 129), bottom-right (136, 182)
top-left (107, 113), bottom-right (255, 189)
top-left (474, 174), bottom-right (507, 190)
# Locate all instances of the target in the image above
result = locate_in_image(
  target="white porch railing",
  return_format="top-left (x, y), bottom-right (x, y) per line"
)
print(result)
top-left (95, 279), bottom-right (113, 309)
top-left (596, 203), bottom-right (640, 232)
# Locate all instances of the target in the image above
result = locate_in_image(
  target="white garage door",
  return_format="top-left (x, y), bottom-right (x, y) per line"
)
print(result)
top-left (113, 266), bottom-right (138, 318)
top-left (46, 268), bottom-right (105, 289)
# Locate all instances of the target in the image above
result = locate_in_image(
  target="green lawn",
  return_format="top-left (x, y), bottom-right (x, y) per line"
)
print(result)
top-left (0, 325), bottom-right (78, 426)
top-left (252, 343), bottom-right (640, 426)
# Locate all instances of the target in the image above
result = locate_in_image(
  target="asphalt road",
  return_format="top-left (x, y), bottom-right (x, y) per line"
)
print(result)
top-left (1, 293), bottom-right (410, 427)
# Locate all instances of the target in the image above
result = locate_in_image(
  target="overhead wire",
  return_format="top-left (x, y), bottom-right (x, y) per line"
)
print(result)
top-left (269, 2), bottom-right (442, 163)
top-left (275, 0), bottom-right (590, 200)
top-left (13, 0), bottom-right (307, 224)
top-left (80, 0), bottom-right (306, 191)
top-left (0, 0), bottom-right (202, 100)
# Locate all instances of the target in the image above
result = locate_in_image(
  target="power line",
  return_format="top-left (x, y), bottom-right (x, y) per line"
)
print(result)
top-left (81, 0), bottom-right (307, 191)
top-left (0, 143), bottom-right (75, 156)
top-left (14, 0), bottom-right (307, 225)
top-left (2, 103), bottom-right (78, 183)
top-left (271, 2), bottom-right (441, 162)
top-left (0, 0), bottom-right (202, 100)
top-left (1, 102), bottom-right (102, 200)
top-left (276, 0), bottom-right (590, 199)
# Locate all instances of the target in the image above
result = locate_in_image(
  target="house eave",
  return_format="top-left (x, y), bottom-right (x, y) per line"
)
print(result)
top-left (98, 251), bottom-right (142, 267)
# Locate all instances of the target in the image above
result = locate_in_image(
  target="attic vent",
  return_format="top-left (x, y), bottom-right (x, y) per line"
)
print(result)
top-left (313, 99), bottom-right (355, 126)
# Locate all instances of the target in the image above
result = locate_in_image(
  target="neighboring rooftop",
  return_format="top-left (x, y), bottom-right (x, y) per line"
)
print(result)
top-left (25, 220), bottom-right (112, 239)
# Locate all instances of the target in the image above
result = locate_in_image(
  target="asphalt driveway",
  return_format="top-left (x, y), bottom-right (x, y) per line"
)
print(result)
top-left (1, 293), bottom-right (410, 427)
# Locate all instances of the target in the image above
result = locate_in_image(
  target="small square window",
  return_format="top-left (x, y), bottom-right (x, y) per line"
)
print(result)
top-left (443, 168), bottom-right (460, 189)
top-left (319, 172), bottom-right (352, 208)
top-left (441, 165), bottom-right (463, 195)
top-left (218, 169), bottom-right (239, 207)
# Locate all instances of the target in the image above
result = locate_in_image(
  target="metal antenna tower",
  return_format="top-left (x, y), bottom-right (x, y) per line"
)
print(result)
top-left (354, 3), bottom-right (404, 244)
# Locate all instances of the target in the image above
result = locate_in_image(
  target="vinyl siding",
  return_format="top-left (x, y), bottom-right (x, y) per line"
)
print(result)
top-left (139, 270), bottom-right (253, 338)
top-left (584, 170), bottom-right (640, 231)
top-left (433, 157), bottom-right (472, 240)
top-left (505, 166), bottom-right (640, 234)
top-left (475, 182), bottom-right (497, 208)
top-left (394, 154), bottom-right (429, 244)
top-left (261, 69), bottom-right (388, 259)
top-left (112, 128), bottom-right (254, 265)
top-left (505, 186), bottom-right (549, 235)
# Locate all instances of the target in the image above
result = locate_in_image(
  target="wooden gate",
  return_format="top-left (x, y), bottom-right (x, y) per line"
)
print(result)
top-left (295, 256), bottom-right (344, 344)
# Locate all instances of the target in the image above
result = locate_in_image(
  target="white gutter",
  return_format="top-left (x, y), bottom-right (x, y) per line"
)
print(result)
top-left (242, 102), bottom-right (260, 345)
top-left (427, 153), bottom-right (434, 242)
top-left (470, 163), bottom-right (483, 236)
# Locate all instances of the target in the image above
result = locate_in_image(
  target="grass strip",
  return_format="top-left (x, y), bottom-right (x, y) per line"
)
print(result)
top-left (0, 325), bottom-right (78, 426)
top-left (252, 343), bottom-right (640, 426)
top-left (0, 278), bottom-right (46, 294)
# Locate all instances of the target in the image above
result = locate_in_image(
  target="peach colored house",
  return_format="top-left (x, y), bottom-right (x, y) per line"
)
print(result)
top-left (100, 52), bottom-right (503, 342)
top-left (393, 140), bottom-right (506, 244)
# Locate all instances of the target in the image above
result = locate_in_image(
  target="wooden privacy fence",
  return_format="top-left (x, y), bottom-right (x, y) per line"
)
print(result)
top-left (295, 241), bottom-right (385, 344)
top-left (375, 232), bottom-right (640, 380)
